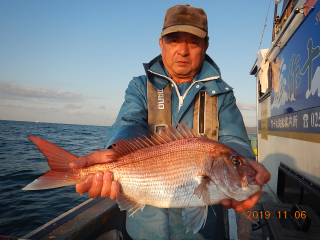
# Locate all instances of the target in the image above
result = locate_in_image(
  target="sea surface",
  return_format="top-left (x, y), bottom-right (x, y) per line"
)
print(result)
top-left (0, 120), bottom-right (257, 238)
top-left (0, 120), bottom-right (109, 238)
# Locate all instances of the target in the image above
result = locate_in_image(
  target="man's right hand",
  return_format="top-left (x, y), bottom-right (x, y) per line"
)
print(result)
top-left (69, 150), bottom-right (119, 199)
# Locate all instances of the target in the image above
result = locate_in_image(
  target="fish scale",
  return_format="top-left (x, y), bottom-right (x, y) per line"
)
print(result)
top-left (80, 138), bottom-right (230, 208)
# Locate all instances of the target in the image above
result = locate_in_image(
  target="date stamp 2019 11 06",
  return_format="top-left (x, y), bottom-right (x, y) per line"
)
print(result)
top-left (246, 210), bottom-right (307, 220)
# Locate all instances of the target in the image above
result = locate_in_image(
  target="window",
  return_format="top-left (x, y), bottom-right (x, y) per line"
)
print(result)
top-left (277, 163), bottom-right (320, 217)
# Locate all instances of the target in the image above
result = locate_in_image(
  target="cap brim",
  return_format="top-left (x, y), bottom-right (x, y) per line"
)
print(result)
top-left (161, 25), bottom-right (207, 38)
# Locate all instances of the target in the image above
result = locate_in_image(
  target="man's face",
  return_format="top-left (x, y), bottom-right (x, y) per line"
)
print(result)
top-left (159, 32), bottom-right (208, 80)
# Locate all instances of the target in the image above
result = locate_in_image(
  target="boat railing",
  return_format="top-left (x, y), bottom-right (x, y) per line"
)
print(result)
top-left (22, 197), bottom-right (130, 240)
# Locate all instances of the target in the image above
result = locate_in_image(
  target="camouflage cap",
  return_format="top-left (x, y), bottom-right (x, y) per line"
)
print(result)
top-left (161, 4), bottom-right (208, 38)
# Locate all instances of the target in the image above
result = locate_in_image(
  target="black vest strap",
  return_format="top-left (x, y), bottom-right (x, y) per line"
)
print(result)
top-left (193, 90), bottom-right (219, 140)
top-left (147, 80), bottom-right (171, 135)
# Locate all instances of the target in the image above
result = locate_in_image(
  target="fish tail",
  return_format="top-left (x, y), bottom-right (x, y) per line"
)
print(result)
top-left (22, 136), bottom-right (80, 190)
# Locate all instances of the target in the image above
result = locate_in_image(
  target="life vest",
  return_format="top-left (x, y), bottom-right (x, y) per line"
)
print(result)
top-left (147, 80), bottom-right (219, 141)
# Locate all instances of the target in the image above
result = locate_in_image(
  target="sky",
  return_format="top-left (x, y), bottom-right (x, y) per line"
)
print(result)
top-left (0, 0), bottom-right (278, 127)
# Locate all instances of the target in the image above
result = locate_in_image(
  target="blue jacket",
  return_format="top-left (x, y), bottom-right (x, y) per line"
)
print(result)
top-left (105, 54), bottom-right (254, 240)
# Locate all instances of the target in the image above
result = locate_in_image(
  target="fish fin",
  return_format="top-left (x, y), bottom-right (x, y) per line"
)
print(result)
top-left (22, 170), bottom-right (79, 190)
top-left (182, 205), bottom-right (208, 233)
top-left (112, 121), bottom-right (196, 157)
top-left (112, 137), bottom-right (152, 157)
top-left (115, 190), bottom-right (145, 216)
top-left (179, 121), bottom-right (196, 138)
top-left (23, 136), bottom-right (82, 190)
top-left (193, 173), bottom-right (211, 205)
top-left (239, 211), bottom-right (259, 226)
top-left (210, 205), bottom-right (217, 217)
top-left (28, 136), bottom-right (79, 170)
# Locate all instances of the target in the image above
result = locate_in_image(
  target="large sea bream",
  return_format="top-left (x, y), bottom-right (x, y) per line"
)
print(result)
top-left (23, 123), bottom-right (261, 233)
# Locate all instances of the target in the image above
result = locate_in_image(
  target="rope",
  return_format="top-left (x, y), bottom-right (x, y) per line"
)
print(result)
top-left (259, 0), bottom-right (272, 50)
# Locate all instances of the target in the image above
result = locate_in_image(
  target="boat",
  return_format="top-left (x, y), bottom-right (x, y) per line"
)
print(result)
top-left (249, 0), bottom-right (320, 238)
top-left (19, 1), bottom-right (320, 239)
top-left (22, 197), bottom-right (130, 240)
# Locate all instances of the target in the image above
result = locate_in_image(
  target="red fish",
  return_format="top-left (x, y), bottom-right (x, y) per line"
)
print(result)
top-left (23, 123), bottom-right (260, 233)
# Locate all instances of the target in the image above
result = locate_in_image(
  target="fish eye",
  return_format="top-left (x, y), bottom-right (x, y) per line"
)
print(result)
top-left (231, 155), bottom-right (242, 167)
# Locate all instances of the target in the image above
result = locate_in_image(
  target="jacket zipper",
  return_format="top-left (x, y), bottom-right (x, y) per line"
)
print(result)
top-left (147, 70), bottom-right (219, 111)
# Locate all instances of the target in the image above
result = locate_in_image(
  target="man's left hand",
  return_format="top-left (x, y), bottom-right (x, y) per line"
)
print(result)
top-left (220, 159), bottom-right (271, 213)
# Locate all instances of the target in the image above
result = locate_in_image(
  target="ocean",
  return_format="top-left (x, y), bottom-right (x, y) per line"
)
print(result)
top-left (0, 120), bottom-right (109, 238)
top-left (0, 120), bottom-right (257, 238)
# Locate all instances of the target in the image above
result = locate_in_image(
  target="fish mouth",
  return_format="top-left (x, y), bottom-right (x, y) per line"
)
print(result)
top-left (247, 175), bottom-right (258, 186)
top-left (241, 175), bottom-right (248, 189)
top-left (241, 172), bottom-right (258, 190)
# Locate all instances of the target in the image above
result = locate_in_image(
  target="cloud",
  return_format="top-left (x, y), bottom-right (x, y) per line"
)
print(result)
top-left (62, 104), bottom-right (82, 109)
top-left (89, 96), bottom-right (108, 100)
top-left (0, 81), bottom-right (86, 101)
top-left (99, 105), bottom-right (106, 109)
top-left (0, 103), bottom-right (56, 111)
top-left (237, 102), bottom-right (256, 111)
top-left (0, 103), bottom-right (22, 108)
top-left (37, 106), bottom-right (54, 110)
top-left (67, 110), bottom-right (85, 116)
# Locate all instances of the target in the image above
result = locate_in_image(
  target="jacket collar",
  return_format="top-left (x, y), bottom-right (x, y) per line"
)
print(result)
top-left (143, 54), bottom-right (232, 96)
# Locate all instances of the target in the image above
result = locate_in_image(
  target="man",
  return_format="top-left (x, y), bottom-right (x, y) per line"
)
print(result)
top-left (70, 4), bottom-right (270, 240)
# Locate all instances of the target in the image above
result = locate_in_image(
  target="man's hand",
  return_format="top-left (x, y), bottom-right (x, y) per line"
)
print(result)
top-left (220, 159), bottom-right (271, 213)
top-left (69, 150), bottom-right (120, 199)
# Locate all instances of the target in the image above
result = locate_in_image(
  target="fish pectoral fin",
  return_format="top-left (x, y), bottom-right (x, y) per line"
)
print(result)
top-left (182, 205), bottom-right (208, 233)
top-left (115, 191), bottom-right (145, 217)
top-left (193, 173), bottom-right (211, 205)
